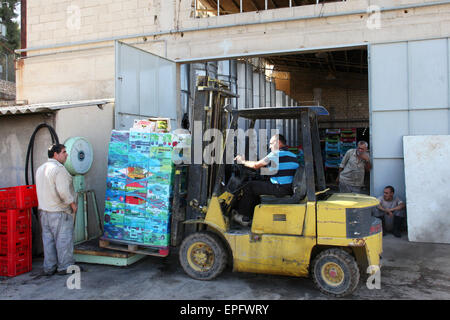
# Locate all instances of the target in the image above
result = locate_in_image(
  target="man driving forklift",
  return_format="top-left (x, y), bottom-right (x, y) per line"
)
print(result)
top-left (233, 134), bottom-right (299, 226)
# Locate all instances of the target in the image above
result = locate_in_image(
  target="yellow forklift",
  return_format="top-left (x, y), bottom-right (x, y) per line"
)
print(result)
top-left (171, 83), bottom-right (382, 298)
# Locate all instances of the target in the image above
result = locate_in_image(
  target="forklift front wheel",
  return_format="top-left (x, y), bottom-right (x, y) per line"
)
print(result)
top-left (311, 248), bottom-right (360, 297)
top-left (179, 231), bottom-right (228, 281)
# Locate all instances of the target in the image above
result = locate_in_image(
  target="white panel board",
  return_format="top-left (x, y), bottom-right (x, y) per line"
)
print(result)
top-left (370, 38), bottom-right (450, 200)
top-left (370, 42), bottom-right (408, 111)
top-left (409, 110), bottom-right (449, 135)
top-left (403, 135), bottom-right (450, 244)
top-left (408, 39), bottom-right (449, 109)
top-left (371, 111), bottom-right (409, 158)
top-left (372, 159), bottom-right (405, 201)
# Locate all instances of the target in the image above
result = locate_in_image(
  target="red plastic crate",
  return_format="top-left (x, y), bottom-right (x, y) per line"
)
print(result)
top-left (0, 232), bottom-right (31, 256)
top-left (0, 209), bottom-right (32, 235)
top-left (0, 185), bottom-right (38, 210)
top-left (0, 251), bottom-right (32, 277)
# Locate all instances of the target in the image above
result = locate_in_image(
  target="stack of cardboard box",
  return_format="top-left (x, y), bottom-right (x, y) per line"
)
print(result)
top-left (103, 121), bottom-right (190, 249)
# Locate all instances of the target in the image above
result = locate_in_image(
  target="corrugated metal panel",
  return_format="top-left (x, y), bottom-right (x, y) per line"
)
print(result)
top-left (0, 99), bottom-right (114, 116)
top-left (369, 38), bottom-right (450, 199)
top-left (115, 41), bottom-right (177, 130)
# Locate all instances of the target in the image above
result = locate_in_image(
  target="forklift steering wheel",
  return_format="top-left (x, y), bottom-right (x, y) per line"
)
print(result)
top-left (224, 163), bottom-right (254, 194)
top-left (233, 163), bottom-right (258, 179)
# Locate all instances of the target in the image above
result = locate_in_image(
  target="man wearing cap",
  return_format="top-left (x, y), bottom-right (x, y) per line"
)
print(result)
top-left (35, 144), bottom-right (78, 276)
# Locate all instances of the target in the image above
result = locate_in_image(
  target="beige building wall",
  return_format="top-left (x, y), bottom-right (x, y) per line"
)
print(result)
top-left (18, 0), bottom-right (450, 103)
top-left (0, 104), bottom-right (113, 253)
top-left (0, 114), bottom-right (55, 189)
top-left (55, 104), bottom-right (114, 220)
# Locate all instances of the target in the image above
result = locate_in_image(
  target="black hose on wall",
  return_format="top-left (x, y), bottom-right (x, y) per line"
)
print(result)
top-left (25, 123), bottom-right (59, 257)
top-left (25, 123), bottom-right (59, 186)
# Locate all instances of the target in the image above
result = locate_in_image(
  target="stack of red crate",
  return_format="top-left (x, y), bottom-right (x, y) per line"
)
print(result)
top-left (0, 185), bottom-right (37, 277)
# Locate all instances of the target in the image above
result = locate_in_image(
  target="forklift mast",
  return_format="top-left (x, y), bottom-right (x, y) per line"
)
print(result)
top-left (171, 77), bottom-right (236, 245)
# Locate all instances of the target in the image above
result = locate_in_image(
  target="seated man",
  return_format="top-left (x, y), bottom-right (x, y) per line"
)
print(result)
top-left (374, 186), bottom-right (406, 237)
top-left (233, 134), bottom-right (299, 226)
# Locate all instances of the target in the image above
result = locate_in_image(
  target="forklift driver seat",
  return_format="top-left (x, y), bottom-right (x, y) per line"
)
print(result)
top-left (260, 165), bottom-right (307, 205)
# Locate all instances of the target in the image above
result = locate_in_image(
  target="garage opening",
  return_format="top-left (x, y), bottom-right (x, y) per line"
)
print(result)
top-left (181, 46), bottom-right (370, 193)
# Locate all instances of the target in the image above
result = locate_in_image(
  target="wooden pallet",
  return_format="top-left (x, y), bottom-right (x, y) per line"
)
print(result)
top-left (99, 238), bottom-right (170, 258)
top-left (73, 238), bottom-right (146, 266)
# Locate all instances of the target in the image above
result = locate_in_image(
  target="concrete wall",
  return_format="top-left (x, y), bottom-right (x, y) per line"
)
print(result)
top-left (289, 67), bottom-right (368, 128)
top-left (17, 0), bottom-right (450, 103)
top-left (17, 47), bottom-right (115, 104)
top-left (55, 104), bottom-right (114, 227)
top-left (0, 104), bottom-right (113, 235)
top-left (0, 113), bottom-right (55, 188)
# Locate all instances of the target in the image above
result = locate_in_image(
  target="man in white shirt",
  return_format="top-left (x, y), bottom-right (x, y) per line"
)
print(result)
top-left (35, 144), bottom-right (78, 276)
top-left (337, 141), bottom-right (372, 193)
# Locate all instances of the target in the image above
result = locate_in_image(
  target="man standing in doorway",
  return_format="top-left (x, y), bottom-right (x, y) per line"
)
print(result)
top-left (233, 134), bottom-right (299, 226)
top-left (36, 144), bottom-right (78, 276)
top-left (336, 141), bottom-right (372, 193)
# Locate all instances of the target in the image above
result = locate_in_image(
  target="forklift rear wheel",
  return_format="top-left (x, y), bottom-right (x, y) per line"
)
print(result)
top-left (311, 248), bottom-right (360, 297)
top-left (179, 231), bottom-right (228, 281)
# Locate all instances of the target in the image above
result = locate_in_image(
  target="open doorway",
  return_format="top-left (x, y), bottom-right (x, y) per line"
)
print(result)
top-left (181, 46), bottom-right (370, 193)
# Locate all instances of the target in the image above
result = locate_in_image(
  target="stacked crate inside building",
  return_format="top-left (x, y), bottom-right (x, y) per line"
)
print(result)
top-left (340, 128), bottom-right (357, 159)
top-left (0, 186), bottom-right (36, 277)
top-left (324, 129), bottom-right (341, 168)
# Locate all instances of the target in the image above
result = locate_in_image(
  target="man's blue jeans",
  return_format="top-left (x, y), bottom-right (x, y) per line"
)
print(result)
top-left (39, 210), bottom-right (75, 273)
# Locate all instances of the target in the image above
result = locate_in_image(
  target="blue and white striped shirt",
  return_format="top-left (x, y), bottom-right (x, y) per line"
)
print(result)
top-left (263, 148), bottom-right (299, 185)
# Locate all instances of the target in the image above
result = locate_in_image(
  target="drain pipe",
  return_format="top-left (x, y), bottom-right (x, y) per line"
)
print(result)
top-left (20, 0), bottom-right (26, 57)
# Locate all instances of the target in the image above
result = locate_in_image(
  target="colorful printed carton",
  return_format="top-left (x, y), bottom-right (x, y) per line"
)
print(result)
top-left (148, 171), bottom-right (173, 185)
top-left (124, 226), bottom-right (144, 242)
top-left (104, 209), bottom-right (126, 226)
top-left (105, 189), bottom-right (126, 203)
top-left (106, 178), bottom-right (127, 192)
top-left (107, 154), bottom-right (128, 169)
top-left (148, 158), bottom-right (173, 170)
top-left (104, 128), bottom-right (189, 248)
top-left (107, 166), bottom-right (128, 180)
top-left (146, 194), bottom-right (171, 212)
top-left (149, 146), bottom-right (173, 159)
top-left (110, 130), bottom-right (129, 143)
top-left (103, 224), bottom-right (125, 240)
top-left (147, 183), bottom-right (172, 198)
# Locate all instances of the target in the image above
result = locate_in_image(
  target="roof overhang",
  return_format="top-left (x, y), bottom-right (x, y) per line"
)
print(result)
top-left (0, 98), bottom-right (115, 116)
top-left (234, 106), bottom-right (329, 120)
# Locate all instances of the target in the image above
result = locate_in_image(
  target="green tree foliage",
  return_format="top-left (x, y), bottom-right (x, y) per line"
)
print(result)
top-left (0, 0), bottom-right (20, 54)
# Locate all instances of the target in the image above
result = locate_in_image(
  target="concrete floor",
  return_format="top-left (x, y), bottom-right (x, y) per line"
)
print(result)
top-left (1, 233), bottom-right (450, 300)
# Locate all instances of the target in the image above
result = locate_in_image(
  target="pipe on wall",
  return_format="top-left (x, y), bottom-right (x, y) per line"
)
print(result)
top-left (20, 0), bottom-right (26, 57)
